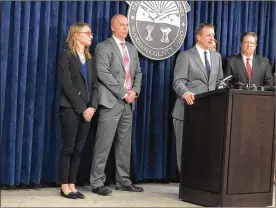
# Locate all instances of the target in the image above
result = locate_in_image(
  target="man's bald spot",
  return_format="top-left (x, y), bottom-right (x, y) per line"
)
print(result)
top-left (111, 14), bottom-right (127, 26)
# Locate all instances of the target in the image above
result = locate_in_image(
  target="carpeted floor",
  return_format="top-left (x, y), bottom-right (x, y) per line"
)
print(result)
top-left (1, 183), bottom-right (275, 207)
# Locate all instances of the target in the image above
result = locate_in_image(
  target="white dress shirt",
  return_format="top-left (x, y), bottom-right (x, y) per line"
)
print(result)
top-left (112, 35), bottom-right (130, 58)
top-left (241, 54), bottom-right (253, 68)
top-left (196, 44), bottom-right (212, 67)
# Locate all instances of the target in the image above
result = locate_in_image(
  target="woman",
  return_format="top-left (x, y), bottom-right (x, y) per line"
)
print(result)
top-left (57, 22), bottom-right (98, 199)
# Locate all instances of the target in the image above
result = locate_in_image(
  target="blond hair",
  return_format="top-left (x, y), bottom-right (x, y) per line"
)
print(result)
top-left (66, 22), bottom-right (92, 59)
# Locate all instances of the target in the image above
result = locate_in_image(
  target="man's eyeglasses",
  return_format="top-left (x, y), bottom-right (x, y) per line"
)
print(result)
top-left (78, 31), bottom-right (93, 37)
top-left (242, 41), bottom-right (256, 46)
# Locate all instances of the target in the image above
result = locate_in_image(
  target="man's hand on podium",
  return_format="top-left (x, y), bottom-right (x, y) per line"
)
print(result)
top-left (183, 92), bottom-right (195, 105)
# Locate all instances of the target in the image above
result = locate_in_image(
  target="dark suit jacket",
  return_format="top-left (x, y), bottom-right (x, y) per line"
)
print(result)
top-left (224, 53), bottom-right (273, 87)
top-left (57, 50), bottom-right (98, 114)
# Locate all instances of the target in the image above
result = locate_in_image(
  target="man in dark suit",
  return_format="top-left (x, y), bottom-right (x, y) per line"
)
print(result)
top-left (89, 14), bottom-right (143, 196)
top-left (172, 23), bottom-right (223, 172)
top-left (224, 32), bottom-right (273, 87)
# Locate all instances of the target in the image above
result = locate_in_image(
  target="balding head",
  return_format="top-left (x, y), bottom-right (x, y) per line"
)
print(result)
top-left (111, 14), bottom-right (129, 41)
top-left (111, 14), bottom-right (126, 26)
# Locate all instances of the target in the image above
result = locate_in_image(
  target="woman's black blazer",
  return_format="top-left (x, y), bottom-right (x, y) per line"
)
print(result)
top-left (57, 50), bottom-right (98, 114)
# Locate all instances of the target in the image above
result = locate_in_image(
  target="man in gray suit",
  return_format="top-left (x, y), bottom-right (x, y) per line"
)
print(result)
top-left (172, 23), bottom-right (223, 172)
top-left (90, 14), bottom-right (143, 196)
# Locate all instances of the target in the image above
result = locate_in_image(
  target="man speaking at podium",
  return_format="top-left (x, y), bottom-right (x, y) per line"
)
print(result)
top-left (224, 32), bottom-right (273, 87)
top-left (172, 23), bottom-right (223, 172)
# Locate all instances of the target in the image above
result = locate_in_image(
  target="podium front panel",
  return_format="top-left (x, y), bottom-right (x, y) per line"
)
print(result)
top-left (227, 94), bottom-right (275, 194)
top-left (181, 93), bottom-right (228, 194)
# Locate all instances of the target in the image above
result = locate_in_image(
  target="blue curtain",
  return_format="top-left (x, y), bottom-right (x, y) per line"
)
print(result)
top-left (1, 1), bottom-right (275, 186)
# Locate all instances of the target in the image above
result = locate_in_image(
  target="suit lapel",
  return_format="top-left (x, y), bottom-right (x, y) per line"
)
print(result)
top-left (72, 53), bottom-right (85, 79)
top-left (86, 57), bottom-right (92, 90)
top-left (190, 47), bottom-right (208, 81)
top-left (237, 53), bottom-right (249, 80)
top-left (208, 51), bottom-right (216, 84)
top-left (126, 42), bottom-right (134, 75)
top-left (109, 37), bottom-right (125, 70)
top-left (72, 53), bottom-right (93, 99)
top-left (251, 55), bottom-right (259, 81)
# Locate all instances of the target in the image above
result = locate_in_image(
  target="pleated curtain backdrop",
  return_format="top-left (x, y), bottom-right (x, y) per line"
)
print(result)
top-left (1, 1), bottom-right (275, 186)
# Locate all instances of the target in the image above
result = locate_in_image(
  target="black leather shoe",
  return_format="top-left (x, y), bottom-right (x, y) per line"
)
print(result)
top-left (92, 186), bottom-right (112, 196)
top-left (74, 191), bottom-right (85, 199)
top-left (60, 190), bottom-right (77, 199)
top-left (116, 184), bottom-right (144, 192)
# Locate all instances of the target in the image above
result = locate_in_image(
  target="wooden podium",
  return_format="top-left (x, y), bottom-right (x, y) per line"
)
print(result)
top-left (179, 89), bottom-right (275, 207)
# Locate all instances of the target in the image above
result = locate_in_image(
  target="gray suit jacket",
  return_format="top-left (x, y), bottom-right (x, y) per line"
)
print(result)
top-left (172, 46), bottom-right (223, 120)
top-left (95, 37), bottom-right (142, 108)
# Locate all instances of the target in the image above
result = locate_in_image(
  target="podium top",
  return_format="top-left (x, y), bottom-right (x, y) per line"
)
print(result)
top-left (195, 89), bottom-right (275, 99)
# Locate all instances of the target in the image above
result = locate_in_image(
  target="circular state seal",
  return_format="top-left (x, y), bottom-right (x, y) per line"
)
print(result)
top-left (126, 1), bottom-right (190, 61)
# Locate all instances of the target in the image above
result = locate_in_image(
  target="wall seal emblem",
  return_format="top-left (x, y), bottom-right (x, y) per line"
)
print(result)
top-left (126, 1), bottom-right (190, 60)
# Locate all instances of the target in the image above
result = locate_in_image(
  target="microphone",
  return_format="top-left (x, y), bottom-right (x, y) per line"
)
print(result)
top-left (216, 75), bottom-right (233, 89)
top-left (222, 75), bottom-right (233, 82)
top-left (232, 81), bottom-right (249, 89)
top-left (251, 85), bottom-right (275, 91)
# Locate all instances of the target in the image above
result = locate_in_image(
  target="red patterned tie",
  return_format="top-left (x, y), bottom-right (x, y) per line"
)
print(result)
top-left (120, 43), bottom-right (132, 91)
top-left (246, 58), bottom-right (252, 79)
